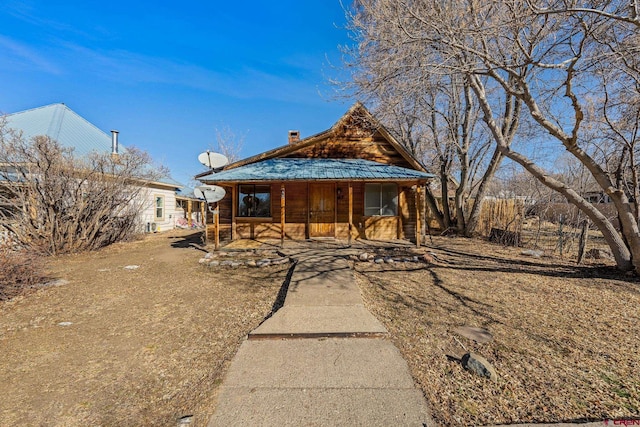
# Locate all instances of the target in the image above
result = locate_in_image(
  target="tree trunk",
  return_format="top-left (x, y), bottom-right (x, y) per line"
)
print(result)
top-left (440, 165), bottom-right (452, 230)
top-left (424, 186), bottom-right (446, 231)
top-left (470, 75), bottom-right (634, 271)
top-left (465, 146), bottom-right (503, 236)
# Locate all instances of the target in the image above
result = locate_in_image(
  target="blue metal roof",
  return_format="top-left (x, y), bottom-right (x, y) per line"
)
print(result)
top-left (5, 104), bottom-right (182, 188)
top-left (199, 158), bottom-right (434, 182)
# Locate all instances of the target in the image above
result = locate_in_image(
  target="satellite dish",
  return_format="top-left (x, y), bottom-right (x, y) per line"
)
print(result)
top-left (197, 185), bottom-right (226, 202)
top-left (198, 151), bottom-right (229, 169)
top-left (193, 187), bottom-right (205, 200)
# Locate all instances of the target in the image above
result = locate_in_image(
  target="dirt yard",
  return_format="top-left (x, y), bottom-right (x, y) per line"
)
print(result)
top-left (0, 230), bottom-right (289, 426)
top-left (356, 236), bottom-right (640, 426)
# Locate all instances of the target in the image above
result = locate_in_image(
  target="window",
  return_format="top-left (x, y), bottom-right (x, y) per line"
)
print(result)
top-left (155, 195), bottom-right (165, 221)
top-left (364, 183), bottom-right (398, 216)
top-left (238, 184), bottom-right (271, 217)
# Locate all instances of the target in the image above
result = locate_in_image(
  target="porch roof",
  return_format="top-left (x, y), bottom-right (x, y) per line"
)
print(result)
top-left (198, 158), bottom-right (434, 183)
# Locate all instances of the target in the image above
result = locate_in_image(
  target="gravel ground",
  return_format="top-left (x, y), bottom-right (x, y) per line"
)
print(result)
top-left (356, 236), bottom-right (640, 426)
top-left (0, 230), bottom-right (289, 426)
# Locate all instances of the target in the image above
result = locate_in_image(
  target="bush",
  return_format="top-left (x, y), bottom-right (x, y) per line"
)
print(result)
top-left (0, 243), bottom-right (46, 301)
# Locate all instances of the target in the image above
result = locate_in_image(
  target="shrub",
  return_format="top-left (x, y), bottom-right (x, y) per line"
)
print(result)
top-left (0, 243), bottom-right (46, 301)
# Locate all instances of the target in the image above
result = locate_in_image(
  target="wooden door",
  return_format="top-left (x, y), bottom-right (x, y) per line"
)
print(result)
top-left (309, 183), bottom-right (335, 237)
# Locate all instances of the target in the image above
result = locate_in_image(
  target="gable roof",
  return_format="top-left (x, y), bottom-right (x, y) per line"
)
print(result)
top-left (4, 103), bottom-right (183, 190)
top-left (198, 158), bottom-right (434, 183)
top-left (5, 103), bottom-right (117, 157)
top-left (195, 102), bottom-right (428, 179)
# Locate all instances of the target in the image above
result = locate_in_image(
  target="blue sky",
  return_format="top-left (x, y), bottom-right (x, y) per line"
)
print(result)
top-left (0, 1), bottom-right (353, 185)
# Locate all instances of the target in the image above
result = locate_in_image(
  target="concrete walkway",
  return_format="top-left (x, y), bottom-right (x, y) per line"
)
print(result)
top-left (208, 249), bottom-right (432, 426)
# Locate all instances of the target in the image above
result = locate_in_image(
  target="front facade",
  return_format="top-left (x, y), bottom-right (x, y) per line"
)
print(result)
top-left (197, 103), bottom-right (434, 244)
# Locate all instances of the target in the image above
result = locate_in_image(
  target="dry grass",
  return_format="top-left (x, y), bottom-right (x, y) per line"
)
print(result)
top-left (0, 230), bottom-right (289, 426)
top-left (356, 236), bottom-right (640, 426)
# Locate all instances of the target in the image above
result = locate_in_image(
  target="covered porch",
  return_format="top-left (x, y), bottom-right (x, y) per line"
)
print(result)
top-left (199, 158), bottom-right (433, 247)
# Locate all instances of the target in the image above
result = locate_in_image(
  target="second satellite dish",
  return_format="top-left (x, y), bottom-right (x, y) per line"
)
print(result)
top-left (196, 185), bottom-right (226, 202)
top-left (198, 151), bottom-right (229, 169)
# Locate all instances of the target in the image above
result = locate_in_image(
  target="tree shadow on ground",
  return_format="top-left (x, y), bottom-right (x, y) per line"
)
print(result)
top-left (169, 232), bottom-right (207, 252)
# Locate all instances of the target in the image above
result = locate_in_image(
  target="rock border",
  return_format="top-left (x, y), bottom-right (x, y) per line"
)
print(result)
top-left (198, 251), bottom-right (292, 269)
top-left (347, 252), bottom-right (433, 264)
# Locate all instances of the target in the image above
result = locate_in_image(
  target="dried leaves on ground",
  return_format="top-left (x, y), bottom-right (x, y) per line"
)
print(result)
top-left (356, 236), bottom-right (640, 426)
top-left (0, 244), bottom-right (47, 301)
top-left (0, 230), bottom-right (288, 426)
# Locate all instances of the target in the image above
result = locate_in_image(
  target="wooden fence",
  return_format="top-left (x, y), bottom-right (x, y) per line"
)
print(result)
top-left (426, 197), bottom-right (525, 239)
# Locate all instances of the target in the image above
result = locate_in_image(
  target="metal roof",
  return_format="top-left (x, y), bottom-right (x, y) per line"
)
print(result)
top-left (5, 103), bottom-right (182, 188)
top-left (6, 104), bottom-right (117, 157)
top-left (199, 158), bottom-right (434, 182)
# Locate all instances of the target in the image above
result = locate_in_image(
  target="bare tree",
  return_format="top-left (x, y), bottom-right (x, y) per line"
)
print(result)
top-left (212, 125), bottom-right (246, 164)
top-left (344, 0), bottom-right (639, 271)
top-left (343, 0), bottom-right (520, 236)
top-left (0, 120), bottom-right (164, 255)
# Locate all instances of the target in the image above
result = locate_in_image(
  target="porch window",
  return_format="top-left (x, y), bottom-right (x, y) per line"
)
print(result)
top-left (364, 183), bottom-right (398, 216)
top-left (155, 195), bottom-right (165, 221)
top-left (238, 184), bottom-right (271, 217)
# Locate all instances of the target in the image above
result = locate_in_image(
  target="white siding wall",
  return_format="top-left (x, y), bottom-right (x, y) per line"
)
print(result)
top-left (139, 187), bottom-right (178, 232)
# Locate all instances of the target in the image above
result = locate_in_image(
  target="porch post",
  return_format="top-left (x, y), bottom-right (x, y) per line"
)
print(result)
top-left (214, 201), bottom-right (220, 250)
top-left (348, 182), bottom-right (353, 245)
top-left (187, 200), bottom-right (192, 227)
top-left (231, 185), bottom-right (237, 240)
top-left (201, 201), bottom-right (207, 244)
top-left (280, 184), bottom-right (286, 247)
top-left (415, 184), bottom-right (422, 248)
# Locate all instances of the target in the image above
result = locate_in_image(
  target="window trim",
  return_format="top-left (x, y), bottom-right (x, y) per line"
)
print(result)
top-left (237, 184), bottom-right (272, 218)
top-left (154, 195), bottom-right (165, 221)
top-left (364, 183), bottom-right (398, 217)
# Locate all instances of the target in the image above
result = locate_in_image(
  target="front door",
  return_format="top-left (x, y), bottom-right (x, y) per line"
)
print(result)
top-left (309, 183), bottom-right (335, 238)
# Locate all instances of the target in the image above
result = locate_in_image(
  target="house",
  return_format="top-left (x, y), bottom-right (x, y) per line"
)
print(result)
top-left (3, 103), bottom-right (203, 232)
top-left (196, 103), bottom-right (434, 245)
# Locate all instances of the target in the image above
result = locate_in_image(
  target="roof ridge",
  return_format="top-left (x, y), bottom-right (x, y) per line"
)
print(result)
top-left (8, 103), bottom-right (116, 143)
top-left (5, 102), bottom-right (65, 117)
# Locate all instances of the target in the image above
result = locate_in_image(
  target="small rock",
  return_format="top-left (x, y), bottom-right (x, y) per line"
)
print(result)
top-left (230, 262), bottom-right (242, 268)
top-left (586, 248), bottom-right (614, 260)
top-left (422, 253), bottom-right (434, 263)
top-left (454, 326), bottom-right (493, 344)
top-left (204, 252), bottom-right (214, 259)
top-left (220, 260), bottom-right (234, 267)
top-left (124, 265), bottom-right (140, 270)
top-left (359, 252), bottom-right (369, 261)
top-left (412, 256), bottom-right (420, 263)
top-left (58, 322), bottom-right (73, 326)
top-left (348, 254), bottom-right (359, 261)
top-left (177, 415), bottom-right (193, 425)
top-left (384, 257), bottom-right (395, 264)
top-left (218, 251), bottom-right (229, 257)
top-left (246, 260), bottom-right (257, 268)
top-left (208, 260), bottom-right (220, 267)
top-left (461, 352), bottom-right (498, 381)
top-left (374, 258), bottom-right (384, 264)
top-left (521, 249), bottom-right (543, 258)
top-left (257, 259), bottom-right (271, 268)
top-left (198, 258), bottom-right (208, 264)
top-left (41, 279), bottom-right (69, 288)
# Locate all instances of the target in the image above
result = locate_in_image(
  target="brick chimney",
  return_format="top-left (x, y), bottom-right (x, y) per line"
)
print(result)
top-left (288, 130), bottom-right (300, 144)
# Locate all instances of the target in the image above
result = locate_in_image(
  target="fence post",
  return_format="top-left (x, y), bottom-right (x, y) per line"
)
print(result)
top-left (577, 219), bottom-right (589, 264)
top-left (557, 215), bottom-right (565, 257)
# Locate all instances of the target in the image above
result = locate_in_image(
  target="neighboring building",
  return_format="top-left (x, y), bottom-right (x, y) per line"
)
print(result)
top-left (3, 103), bottom-right (202, 232)
top-left (196, 102), bottom-right (434, 244)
